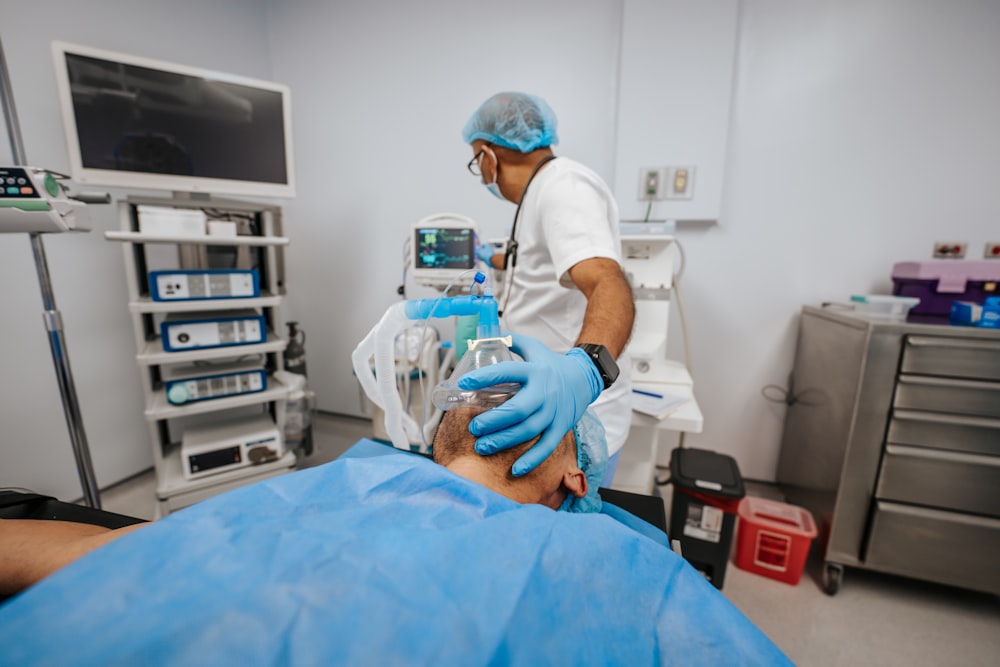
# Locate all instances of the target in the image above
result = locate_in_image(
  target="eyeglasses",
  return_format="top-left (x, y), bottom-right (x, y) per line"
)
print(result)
top-left (467, 149), bottom-right (485, 177)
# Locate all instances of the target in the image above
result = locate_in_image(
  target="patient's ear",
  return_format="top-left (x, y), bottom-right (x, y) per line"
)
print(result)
top-left (562, 468), bottom-right (588, 499)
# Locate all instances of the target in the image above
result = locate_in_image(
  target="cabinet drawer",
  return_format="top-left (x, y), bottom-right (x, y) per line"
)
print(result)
top-left (894, 375), bottom-right (1000, 419)
top-left (901, 336), bottom-right (1000, 382)
top-left (876, 445), bottom-right (1000, 517)
top-left (887, 410), bottom-right (1000, 456)
top-left (866, 501), bottom-right (1000, 594)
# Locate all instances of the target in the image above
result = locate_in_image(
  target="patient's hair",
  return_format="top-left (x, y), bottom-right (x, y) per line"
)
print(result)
top-left (432, 406), bottom-right (575, 478)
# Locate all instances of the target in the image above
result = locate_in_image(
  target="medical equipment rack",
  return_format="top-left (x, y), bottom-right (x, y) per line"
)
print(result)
top-left (107, 196), bottom-right (297, 516)
top-left (616, 226), bottom-right (704, 496)
top-left (777, 305), bottom-right (1000, 596)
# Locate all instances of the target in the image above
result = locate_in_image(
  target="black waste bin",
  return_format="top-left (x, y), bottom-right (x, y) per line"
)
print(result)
top-left (668, 447), bottom-right (745, 589)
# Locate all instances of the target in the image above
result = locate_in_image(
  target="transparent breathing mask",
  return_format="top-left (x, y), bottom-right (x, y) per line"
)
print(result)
top-left (352, 268), bottom-right (517, 453)
top-left (431, 335), bottom-right (521, 411)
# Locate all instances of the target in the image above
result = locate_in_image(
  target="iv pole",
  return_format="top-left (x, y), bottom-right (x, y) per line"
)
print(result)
top-left (0, 36), bottom-right (102, 508)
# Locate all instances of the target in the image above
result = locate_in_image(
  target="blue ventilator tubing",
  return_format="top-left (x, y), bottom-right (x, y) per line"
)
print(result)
top-left (404, 294), bottom-right (501, 339)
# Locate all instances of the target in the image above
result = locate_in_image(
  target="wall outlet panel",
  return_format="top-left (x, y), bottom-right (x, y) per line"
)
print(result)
top-left (667, 166), bottom-right (695, 199)
top-left (933, 242), bottom-right (967, 259)
top-left (984, 242), bottom-right (1000, 259)
top-left (638, 166), bottom-right (697, 201)
top-left (638, 167), bottom-right (666, 200)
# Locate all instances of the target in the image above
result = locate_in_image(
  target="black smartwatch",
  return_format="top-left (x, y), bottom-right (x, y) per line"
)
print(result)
top-left (575, 343), bottom-right (620, 390)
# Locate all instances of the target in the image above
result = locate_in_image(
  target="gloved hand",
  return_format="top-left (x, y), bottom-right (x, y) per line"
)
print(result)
top-left (457, 333), bottom-right (603, 476)
top-left (475, 243), bottom-right (496, 265)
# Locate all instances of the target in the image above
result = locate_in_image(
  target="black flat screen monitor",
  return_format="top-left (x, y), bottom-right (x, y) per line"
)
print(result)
top-left (52, 41), bottom-right (295, 198)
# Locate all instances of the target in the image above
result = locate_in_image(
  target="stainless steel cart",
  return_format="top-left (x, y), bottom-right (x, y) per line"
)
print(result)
top-left (777, 305), bottom-right (1000, 595)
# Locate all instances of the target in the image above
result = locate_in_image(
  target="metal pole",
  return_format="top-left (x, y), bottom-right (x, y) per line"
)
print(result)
top-left (0, 40), bottom-right (25, 165)
top-left (0, 35), bottom-right (101, 508)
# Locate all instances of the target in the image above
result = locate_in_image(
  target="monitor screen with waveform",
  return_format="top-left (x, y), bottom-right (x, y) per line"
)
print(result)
top-left (415, 227), bottom-right (474, 270)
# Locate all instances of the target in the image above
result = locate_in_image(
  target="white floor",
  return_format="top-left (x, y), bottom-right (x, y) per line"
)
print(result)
top-left (99, 412), bottom-right (1000, 666)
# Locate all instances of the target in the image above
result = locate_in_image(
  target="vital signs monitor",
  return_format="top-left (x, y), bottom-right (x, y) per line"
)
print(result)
top-left (410, 213), bottom-right (477, 289)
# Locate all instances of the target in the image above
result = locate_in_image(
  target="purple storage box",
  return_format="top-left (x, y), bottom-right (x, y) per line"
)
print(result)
top-left (892, 261), bottom-right (1000, 323)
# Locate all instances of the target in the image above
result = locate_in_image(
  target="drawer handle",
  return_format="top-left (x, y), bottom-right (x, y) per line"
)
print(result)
top-left (885, 444), bottom-right (1000, 468)
top-left (897, 374), bottom-right (1000, 391)
top-left (892, 408), bottom-right (1000, 429)
top-left (906, 336), bottom-right (1000, 353)
top-left (876, 500), bottom-right (1000, 528)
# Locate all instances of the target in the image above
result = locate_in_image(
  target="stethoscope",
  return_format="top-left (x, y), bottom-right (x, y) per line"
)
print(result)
top-left (499, 154), bottom-right (558, 317)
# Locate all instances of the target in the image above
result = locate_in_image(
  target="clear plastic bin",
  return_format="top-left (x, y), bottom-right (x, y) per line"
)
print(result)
top-left (850, 294), bottom-right (920, 320)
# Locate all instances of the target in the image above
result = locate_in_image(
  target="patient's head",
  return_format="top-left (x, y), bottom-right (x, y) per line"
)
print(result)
top-left (432, 407), bottom-right (588, 510)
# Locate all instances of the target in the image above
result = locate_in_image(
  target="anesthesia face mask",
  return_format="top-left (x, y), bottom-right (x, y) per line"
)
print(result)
top-left (431, 335), bottom-right (520, 411)
top-left (352, 284), bottom-right (520, 451)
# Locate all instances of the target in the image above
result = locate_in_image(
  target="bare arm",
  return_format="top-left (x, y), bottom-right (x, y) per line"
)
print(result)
top-left (0, 519), bottom-right (145, 596)
top-left (567, 257), bottom-right (635, 358)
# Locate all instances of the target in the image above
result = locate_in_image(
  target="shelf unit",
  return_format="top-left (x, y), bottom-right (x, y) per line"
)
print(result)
top-left (107, 195), bottom-right (297, 516)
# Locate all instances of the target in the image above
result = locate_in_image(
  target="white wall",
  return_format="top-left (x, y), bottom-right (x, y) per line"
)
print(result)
top-left (614, 0), bottom-right (740, 222)
top-left (0, 0), bottom-right (274, 500)
top-left (669, 0), bottom-right (1000, 478)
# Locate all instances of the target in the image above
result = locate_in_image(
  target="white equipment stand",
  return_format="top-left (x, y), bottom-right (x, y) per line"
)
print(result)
top-left (615, 222), bottom-right (703, 495)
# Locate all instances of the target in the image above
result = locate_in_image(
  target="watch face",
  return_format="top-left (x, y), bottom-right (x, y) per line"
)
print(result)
top-left (580, 343), bottom-right (619, 389)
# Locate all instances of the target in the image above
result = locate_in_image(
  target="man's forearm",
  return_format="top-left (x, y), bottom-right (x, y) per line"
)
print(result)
top-left (0, 520), bottom-right (143, 595)
top-left (574, 265), bottom-right (635, 358)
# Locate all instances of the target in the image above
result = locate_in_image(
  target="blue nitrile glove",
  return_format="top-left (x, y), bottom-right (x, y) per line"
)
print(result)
top-left (475, 243), bottom-right (495, 265)
top-left (457, 333), bottom-right (603, 476)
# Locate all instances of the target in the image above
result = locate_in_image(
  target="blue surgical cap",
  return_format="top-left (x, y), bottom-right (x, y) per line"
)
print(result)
top-left (462, 92), bottom-right (559, 153)
top-left (562, 408), bottom-right (608, 513)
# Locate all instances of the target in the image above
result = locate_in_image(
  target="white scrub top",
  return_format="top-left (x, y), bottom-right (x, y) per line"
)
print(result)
top-left (501, 157), bottom-right (633, 455)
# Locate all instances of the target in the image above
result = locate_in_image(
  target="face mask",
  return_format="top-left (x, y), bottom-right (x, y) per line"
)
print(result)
top-left (485, 180), bottom-right (504, 200)
top-left (481, 148), bottom-right (505, 201)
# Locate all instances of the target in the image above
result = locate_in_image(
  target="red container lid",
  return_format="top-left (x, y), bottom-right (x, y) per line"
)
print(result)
top-left (737, 497), bottom-right (817, 538)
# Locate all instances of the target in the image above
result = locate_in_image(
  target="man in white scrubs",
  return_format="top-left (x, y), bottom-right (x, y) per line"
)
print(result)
top-left (459, 91), bottom-right (634, 485)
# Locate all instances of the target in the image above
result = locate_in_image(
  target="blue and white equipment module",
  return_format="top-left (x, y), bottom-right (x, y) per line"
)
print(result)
top-left (150, 269), bottom-right (260, 302)
top-left (161, 309), bottom-right (266, 352)
top-left (162, 360), bottom-right (267, 405)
